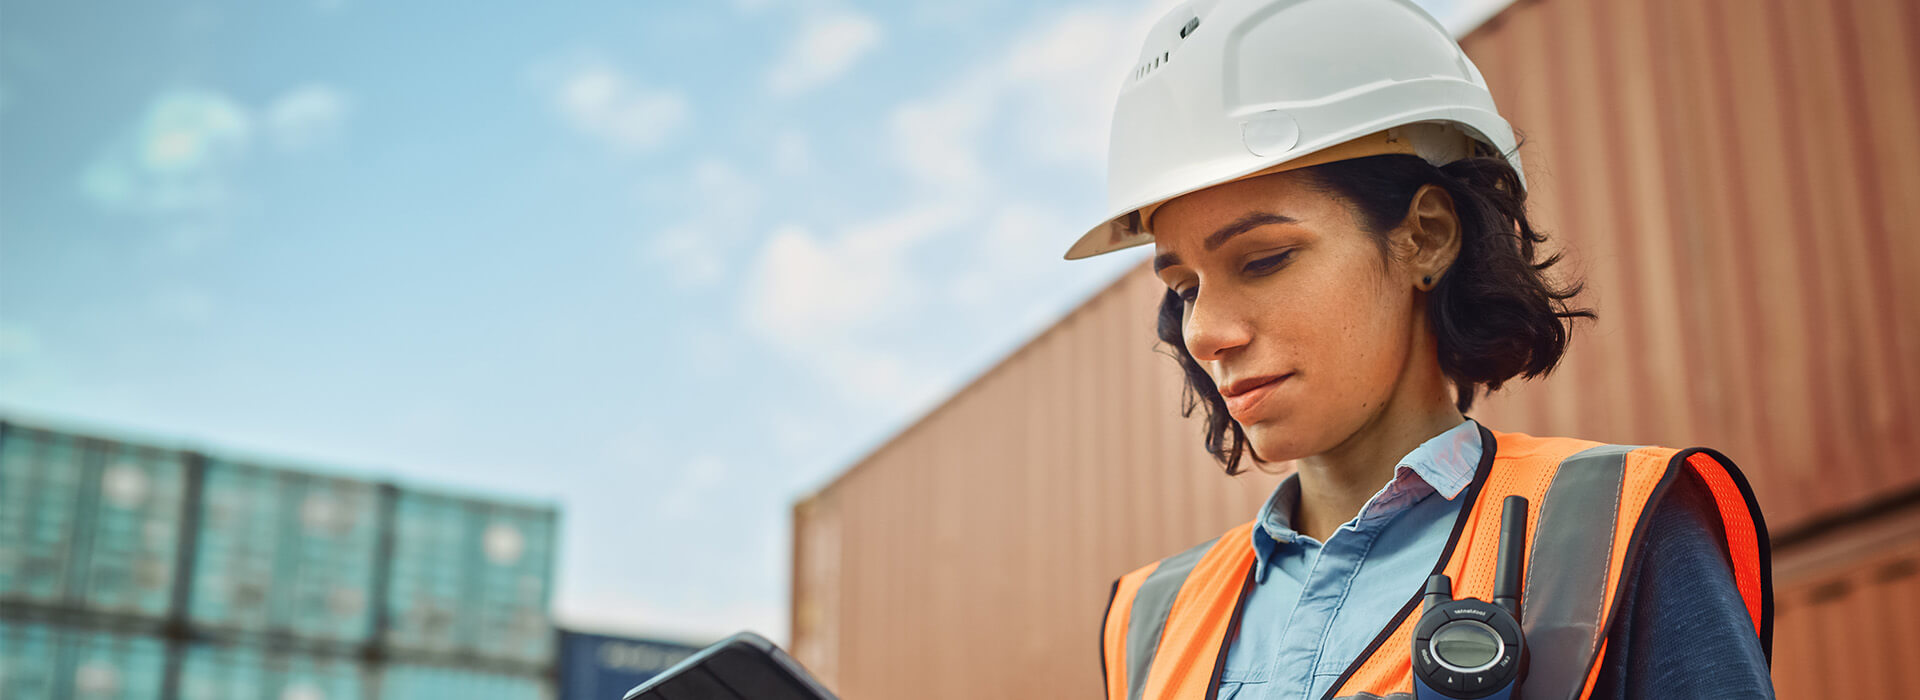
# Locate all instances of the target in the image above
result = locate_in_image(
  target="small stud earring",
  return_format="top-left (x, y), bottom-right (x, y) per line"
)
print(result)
top-left (1422, 275), bottom-right (1433, 287)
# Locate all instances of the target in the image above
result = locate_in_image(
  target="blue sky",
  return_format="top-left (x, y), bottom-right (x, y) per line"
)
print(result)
top-left (1, 0), bottom-right (1500, 643)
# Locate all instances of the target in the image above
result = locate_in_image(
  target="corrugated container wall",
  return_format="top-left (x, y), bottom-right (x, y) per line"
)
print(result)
top-left (1, 426), bottom-right (187, 619)
top-left (378, 663), bottom-right (554, 700)
top-left (177, 641), bottom-right (366, 700)
top-left (1, 620), bottom-right (169, 700)
top-left (386, 491), bottom-right (557, 665)
top-left (0, 420), bottom-right (562, 700)
top-left (189, 459), bottom-right (382, 643)
top-left (788, 0), bottom-right (1920, 697)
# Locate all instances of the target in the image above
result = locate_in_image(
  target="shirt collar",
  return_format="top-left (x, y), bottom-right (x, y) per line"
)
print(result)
top-left (1249, 418), bottom-right (1484, 579)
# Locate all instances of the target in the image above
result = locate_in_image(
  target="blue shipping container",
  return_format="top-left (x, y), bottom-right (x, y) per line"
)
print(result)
top-left (386, 491), bottom-right (556, 664)
top-left (0, 425), bottom-right (186, 618)
top-left (556, 631), bottom-right (701, 700)
top-left (0, 620), bottom-right (168, 700)
top-left (190, 459), bottom-right (381, 642)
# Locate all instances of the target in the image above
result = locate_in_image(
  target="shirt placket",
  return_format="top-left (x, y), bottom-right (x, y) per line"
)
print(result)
top-left (1277, 521), bottom-right (1382, 700)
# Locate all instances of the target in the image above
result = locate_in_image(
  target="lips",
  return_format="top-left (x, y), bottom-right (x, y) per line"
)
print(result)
top-left (1220, 373), bottom-right (1290, 421)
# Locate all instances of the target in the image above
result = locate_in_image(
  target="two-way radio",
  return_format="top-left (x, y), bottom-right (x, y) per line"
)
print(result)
top-left (1412, 495), bottom-right (1530, 700)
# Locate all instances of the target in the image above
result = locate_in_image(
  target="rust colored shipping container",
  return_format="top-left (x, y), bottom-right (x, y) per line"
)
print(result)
top-left (791, 0), bottom-right (1920, 697)
top-left (1769, 507), bottom-right (1920, 699)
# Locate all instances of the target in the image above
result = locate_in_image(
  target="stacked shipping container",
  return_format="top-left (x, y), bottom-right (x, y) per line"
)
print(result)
top-left (0, 420), bottom-right (561, 700)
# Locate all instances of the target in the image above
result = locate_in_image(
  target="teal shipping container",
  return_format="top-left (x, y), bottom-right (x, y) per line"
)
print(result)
top-left (0, 620), bottom-right (168, 699)
top-left (0, 424), bottom-right (186, 619)
top-left (1, 418), bottom-right (562, 699)
top-left (378, 662), bottom-right (552, 700)
top-left (386, 491), bottom-right (556, 665)
top-left (177, 640), bottom-right (366, 700)
top-left (189, 460), bottom-right (381, 643)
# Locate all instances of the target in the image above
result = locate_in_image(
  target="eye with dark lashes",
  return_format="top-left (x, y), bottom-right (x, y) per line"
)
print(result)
top-left (1244, 250), bottom-right (1294, 274)
top-left (1173, 250), bottom-right (1294, 305)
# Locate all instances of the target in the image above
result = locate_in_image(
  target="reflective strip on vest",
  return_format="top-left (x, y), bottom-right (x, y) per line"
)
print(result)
top-left (1098, 430), bottom-right (1772, 700)
top-left (1128, 537), bottom-right (1215, 700)
top-left (1522, 444), bottom-right (1636, 696)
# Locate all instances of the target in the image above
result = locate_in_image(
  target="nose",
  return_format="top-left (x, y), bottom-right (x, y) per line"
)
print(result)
top-left (1182, 287), bottom-right (1252, 365)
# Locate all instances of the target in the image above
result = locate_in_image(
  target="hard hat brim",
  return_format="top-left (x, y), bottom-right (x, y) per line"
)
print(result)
top-left (1065, 129), bottom-right (1427, 260)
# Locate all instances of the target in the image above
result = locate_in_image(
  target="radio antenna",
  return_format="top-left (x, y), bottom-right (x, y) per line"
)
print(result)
top-left (1493, 495), bottom-right (1528, 622)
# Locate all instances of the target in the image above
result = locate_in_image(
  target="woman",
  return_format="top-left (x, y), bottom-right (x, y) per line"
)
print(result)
top-left (1073, 1), bottom-right (1774, 699)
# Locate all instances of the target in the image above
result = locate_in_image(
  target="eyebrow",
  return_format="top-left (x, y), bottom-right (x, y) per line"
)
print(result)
top-left (1152, 212), bottom-right (1300, 274)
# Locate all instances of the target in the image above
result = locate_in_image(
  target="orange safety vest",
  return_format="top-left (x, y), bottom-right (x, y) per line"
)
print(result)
top-left (1101, 429), bottom-right (1771, 700)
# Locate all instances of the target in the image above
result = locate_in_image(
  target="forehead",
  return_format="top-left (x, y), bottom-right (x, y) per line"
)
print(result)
top-left (1149, 169), bottom-right (1336, 253)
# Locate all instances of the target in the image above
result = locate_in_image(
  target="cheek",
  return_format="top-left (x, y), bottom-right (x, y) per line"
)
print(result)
top-left (1285, 252), bottom-right (1411, 386)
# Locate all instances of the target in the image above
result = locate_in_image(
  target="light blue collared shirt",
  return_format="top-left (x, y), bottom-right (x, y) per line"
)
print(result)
top-left (1218, 419), bottom-right (1484, 700)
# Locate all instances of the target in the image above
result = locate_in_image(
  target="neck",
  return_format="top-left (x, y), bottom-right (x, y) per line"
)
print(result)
top-left (1291, 350), bottom-right (1462, 543)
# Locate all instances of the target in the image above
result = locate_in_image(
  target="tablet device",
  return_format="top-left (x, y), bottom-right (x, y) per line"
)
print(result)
top-left (622, 631), bottom-right (838, 700)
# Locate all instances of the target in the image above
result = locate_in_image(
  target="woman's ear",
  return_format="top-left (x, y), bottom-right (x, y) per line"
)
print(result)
top-left (1401, 183), bottom-right (1462, 291)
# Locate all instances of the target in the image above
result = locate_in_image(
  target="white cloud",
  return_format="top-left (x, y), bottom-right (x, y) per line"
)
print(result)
top-left (81, 89), bottom-right (252, 214)
top-left (741, 204), bottom-right (952, 345)
top-left (999, 7), bottom-right (1148, 166)
top-left (641, 158), bottom-right (763, 288)
top-left (734, 3), bottom-right (1178, 411)
top-left (771, 129), bottom-right (812, 176)
top-left (556, 64), bottom-right (689, 153)
top-left (885, 3), bottom-right (1171, 191)
top-left (266, 84), bottom-right (352, 152)
top-left (738, 205), bottom-right (961, 409)
top-left (765, 12), bottom-right (883, 97)
top-left (886, 74), bottom-right (997, 195)
top-left (743, 225), bottom-right (891, 341)
top-left (659, 454), bottom-right (730, 520)
top-left (945, 203), bottom-right (1073, 309)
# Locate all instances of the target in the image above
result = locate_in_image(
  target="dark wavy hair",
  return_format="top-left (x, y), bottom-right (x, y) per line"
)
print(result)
top-left (1155, 152), bottom-right (1593, 475)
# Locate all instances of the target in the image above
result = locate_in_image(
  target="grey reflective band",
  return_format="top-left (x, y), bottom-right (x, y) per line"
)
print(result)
top-left (1520, 444), bottom-right (1637, 699)
top-left (1125, 536), bottom-right (1216, 700)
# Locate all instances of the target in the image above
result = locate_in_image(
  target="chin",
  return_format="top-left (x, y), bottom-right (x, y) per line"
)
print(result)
top-left (1241, 422), bottom-right (1316, 465)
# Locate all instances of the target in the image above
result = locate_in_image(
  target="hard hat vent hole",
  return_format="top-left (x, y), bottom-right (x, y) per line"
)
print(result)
top-left (1180, 17), bottom-right (1200, 38)
top-left (1133, 52), bottom-right (1173, 83)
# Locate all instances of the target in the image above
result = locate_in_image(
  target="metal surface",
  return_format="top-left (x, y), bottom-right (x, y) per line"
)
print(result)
top-left (177, 641), bottom-right (365, 700)
top-left (0, 419), bottom-right (564, 698)
top-left (0, 620), bottom-right (169, 700)
top-left (384, 491), bottom-right (558, 665)
top-left (1769, 506), bottom-right (1920, 698)
top-left (790, 0), bottom-right (1920, 697)
top-left (188, 459), bottom-right (381, 643)
top-left (0, 425), bottom-right (188, 619)
top-left (1458, 0), bottom-right (1920, 540)
top-left (377, 662), bottom-right (553, 700)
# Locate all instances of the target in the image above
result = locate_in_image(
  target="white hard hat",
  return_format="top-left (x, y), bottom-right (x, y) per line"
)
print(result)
top-left (1065, 0), bottom-right (1522, 260)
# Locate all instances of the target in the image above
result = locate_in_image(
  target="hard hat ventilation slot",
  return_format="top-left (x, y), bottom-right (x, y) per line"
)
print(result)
top-left (1132, 52), bottom-right (1173, 83)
